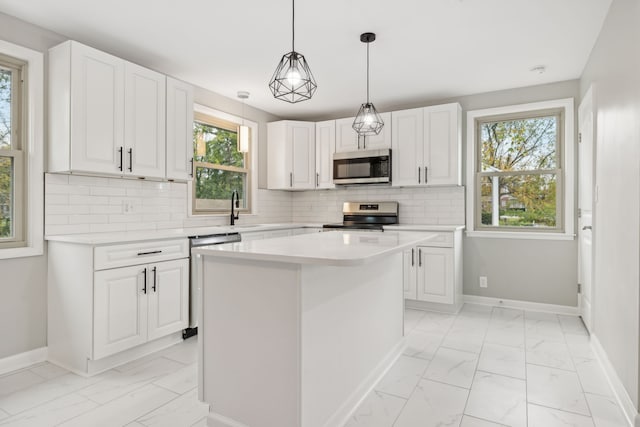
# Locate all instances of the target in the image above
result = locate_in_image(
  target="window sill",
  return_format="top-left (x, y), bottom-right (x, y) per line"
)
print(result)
top-left (465, 231), bottom-right (575, 241)
top-left (0, 244), bottom-right (44, 260)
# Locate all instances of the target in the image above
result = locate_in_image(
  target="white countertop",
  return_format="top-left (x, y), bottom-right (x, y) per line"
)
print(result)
top-left (192, 230), bottom-right (437, 266)
top-left (45, 223), bottom-right (322, 245)
top-left (45, 223), bottom-right (465, 245)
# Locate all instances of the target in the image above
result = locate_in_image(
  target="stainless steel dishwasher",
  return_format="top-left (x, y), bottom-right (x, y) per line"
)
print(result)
top-left (184, 232), bottom-right (241, 339)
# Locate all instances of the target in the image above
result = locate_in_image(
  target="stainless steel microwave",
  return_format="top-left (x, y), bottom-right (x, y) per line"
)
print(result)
top-left (333, 149), bottom-right (391, 185)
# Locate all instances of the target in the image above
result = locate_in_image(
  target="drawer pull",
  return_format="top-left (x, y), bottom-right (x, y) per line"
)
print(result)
top-left (137, 250), bottom-right (162, 256)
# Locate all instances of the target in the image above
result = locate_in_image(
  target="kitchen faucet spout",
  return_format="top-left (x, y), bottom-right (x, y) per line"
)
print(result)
top-left (230, 190), bottom-right (240, 226)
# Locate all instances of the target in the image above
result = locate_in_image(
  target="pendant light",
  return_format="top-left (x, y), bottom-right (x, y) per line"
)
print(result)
top-left (268, 0), bottom-right (317, 103)
top-left (352, 32), bottom-right (384, 136)
top-left (237, 91), bottom-right (250, 153)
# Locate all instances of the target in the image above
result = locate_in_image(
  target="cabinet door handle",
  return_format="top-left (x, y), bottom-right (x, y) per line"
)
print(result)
top-left (189, 158), bottom-right (194, 177)
top-left (152, 266), bottom-right (157, 292)
top-left (137, 250), bottom-right (162, 256)
top-left (290, 172), bottom-right (293, 187)
top-left (142, 267), bottom-right (147, 294)
top-left (128, 148), bottom-right (133, 172)
top-left (316, 172), bottom-right (319, 187)
top-left (363, 137), bottom-right (366, 150)
top-left (411, 248), bottom-right (415, 267)
top-left (418, 167), bottom-right (421, 184)
top-left (425, 166), bottom-right (428, 184)
top-left (118, 147), bottom-right (124, 171)
top-left (418, 249), bottom-right (422, 267)
top-left (357, 136), bottom-right (360, 150)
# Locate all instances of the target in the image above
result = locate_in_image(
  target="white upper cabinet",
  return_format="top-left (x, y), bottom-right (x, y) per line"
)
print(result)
top-left (423, 103), bottom-right (462, 186)
top-left (392, 103), bottom-right (461, 187)
top-left (49, 40), bottom-right (191, 181)
top-left (166, 77), bottom-right (195, 181)
top-left (267, 121), bottom-right (316, 190)
top-left (124, 62), bottom-right (166, 179)
top-left (335, 113), bottom-right (391, 153)
top-left (392, 108), bottom-right (424, 186)
top-left (50, 41), bottom-right (125, 175)
top-left (315, 120), bottom-right (335, 189)
top-left (335, 117), bottom-right (360, 153)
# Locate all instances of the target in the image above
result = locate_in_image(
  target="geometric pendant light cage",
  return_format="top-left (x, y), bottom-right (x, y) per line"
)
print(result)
top-left (352, 32), bottom-right (384, 136)
top-left (268, 0), bottom-right (317, 103)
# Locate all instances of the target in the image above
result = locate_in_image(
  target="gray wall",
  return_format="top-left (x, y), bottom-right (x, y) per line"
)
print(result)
top-left (449, 81), bottom-right (580, 306)
top-left (580, 0), bottom-right (640, 409)
top-left (0, 12), bottom-right (64, 359)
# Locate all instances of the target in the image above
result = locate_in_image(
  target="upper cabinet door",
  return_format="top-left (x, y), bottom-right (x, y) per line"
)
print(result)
top-left (315, 120), bottom-right (335, 189)
top-left (166, 77), bottom-right (194, 181)
top-left (291, 123), bottom-right (316, 189)
top-left (125, 63), bottom-right (166, 179)
top-left (69, 42), bottom-right (125, 175)
top-left (423, 103), bottom-right (462, 186)
top-left (392, 108), bottom-right (424, 187)
top-left (335, 117), bottom-right (360, 153)
top-left (362, 112), bottom-right (392, 150)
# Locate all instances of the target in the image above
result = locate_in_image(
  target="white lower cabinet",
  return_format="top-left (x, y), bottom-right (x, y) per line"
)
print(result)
top-left (402, 230), bottom-right (463, 312)
top-left (48, 238), bottom-right (189, 375)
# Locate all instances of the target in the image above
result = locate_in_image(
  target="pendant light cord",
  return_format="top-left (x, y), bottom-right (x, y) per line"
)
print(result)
top-left (366, 41), bottom-right (370, 103)
top-left (292, 0), bottom-right (295, 53)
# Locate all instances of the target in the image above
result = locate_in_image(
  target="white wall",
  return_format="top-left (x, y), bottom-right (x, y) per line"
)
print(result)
top-left (580, 0), bottom-right (640, 410)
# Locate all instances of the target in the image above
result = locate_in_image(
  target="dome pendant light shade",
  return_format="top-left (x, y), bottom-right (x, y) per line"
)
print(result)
top-left (268, 0), bottom-right (317, 103)
top-left (353, 32), bottom-right (383, 136)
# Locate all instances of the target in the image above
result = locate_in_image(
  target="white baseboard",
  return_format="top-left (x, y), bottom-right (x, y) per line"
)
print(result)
top-left (0, 347), bottom-right (48, 376)
top-left (591, 334), bottom-right (637, 427)
top-left (463, 294), bottom-right (579, 315)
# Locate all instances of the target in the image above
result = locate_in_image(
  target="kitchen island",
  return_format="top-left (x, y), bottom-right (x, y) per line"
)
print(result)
top-left (193, 230), bottom-right (435, 427)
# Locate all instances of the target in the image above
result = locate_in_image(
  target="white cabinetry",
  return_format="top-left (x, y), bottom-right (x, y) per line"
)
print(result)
top-left (315, 120), bottom-right (335, 189)
top-left (392, 103), bottom-right (461, 187)
top-left (124, 62), bottom-right (166, 179)
top-left (402, 230), bottom-right (463, 312)
top-left (48, 238), bottom-right (189, 375)
top-left (335, 113), bottom-right (391, 153)
top-left (166, 77), bottom-right (195, 181)
top-left (267, 121), bottom-right (316, 190)
top-left (49, 41), bottom-right (193, 181)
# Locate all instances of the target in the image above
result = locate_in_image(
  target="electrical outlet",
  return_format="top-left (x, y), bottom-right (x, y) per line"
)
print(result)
top-left (479, 276), bottom-right (488, 288)
top-left (122, 201), bottom-right (135, 214)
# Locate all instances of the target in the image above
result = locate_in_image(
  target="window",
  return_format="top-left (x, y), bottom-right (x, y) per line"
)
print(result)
top-left (466, 99), bottom-right (575, 240)
top-left (0, 40), bottom-right (43, 259)
top-left (0, 54), bottom-right (25, 249)
top-left (192, 110), bottom-right (251, 214)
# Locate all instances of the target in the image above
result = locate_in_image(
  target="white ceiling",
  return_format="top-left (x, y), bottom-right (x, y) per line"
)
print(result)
top-left (0, 0), bottom-right (612, 120)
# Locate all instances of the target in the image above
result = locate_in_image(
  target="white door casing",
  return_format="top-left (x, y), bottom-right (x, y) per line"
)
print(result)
top-left (578, 86), bottom-right (595, 332)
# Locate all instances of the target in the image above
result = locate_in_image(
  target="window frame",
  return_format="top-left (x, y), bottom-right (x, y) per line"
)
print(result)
top-left (189, 103), bottom-right (257, 217)
top-left (0, 40), bottom-right (43, 259)
top-left (466, 98), bottom-right (575, 240)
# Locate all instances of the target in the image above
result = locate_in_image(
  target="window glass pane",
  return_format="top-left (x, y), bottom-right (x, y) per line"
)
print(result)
top-left (480, 115), bottom-right (557, 172)
top-left (194, 122), bottom-right (244, 168)
top-left (480, 174), bottom-right (557, 228)
top-left (0, 68), bottom-right (11, 150)
top-left (0, 156), bottom-right (13, 238)
top-left (194, 166), bottom-right (247, 210)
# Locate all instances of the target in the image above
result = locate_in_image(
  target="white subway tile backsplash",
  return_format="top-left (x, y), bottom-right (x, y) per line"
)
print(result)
top-left (44, 173), bottom-right (464, 235)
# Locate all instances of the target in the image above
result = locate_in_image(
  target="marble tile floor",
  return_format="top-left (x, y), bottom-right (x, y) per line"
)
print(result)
top-left (346, 304), bottom-right (629, 427)
top-left (0, 304), bottom-right (629, 427)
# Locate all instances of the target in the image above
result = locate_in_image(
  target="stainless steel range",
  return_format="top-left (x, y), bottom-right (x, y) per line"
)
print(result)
top-left (323, 201), bottom-right (399, 231)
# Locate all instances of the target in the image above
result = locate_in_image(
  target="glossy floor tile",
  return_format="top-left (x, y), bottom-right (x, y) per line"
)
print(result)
top-left (0, 305), bottom-right (629, 427)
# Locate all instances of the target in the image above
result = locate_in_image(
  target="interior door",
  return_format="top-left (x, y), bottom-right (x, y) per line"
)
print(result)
top-left (578, 86), bottom-right (595, 333)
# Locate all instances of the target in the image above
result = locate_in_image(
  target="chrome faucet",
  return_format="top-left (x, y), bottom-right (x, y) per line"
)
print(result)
top-left (230, 190), bottom-right (240, 226)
